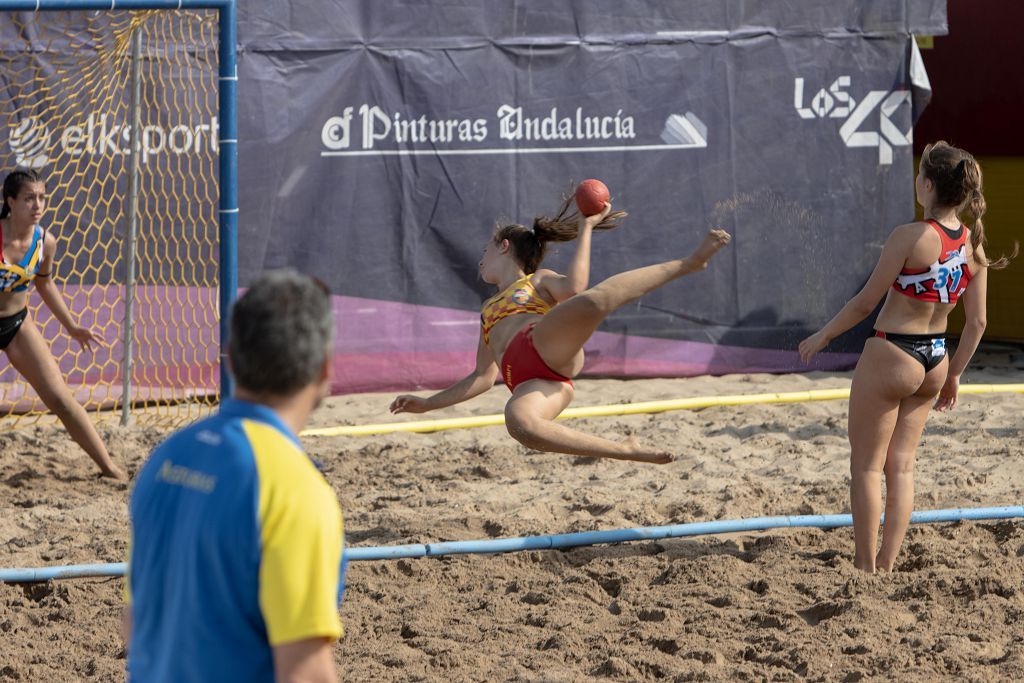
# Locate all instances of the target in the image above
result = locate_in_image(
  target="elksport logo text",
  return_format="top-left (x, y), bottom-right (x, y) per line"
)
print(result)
top-left (6, 114), bottom-right (220, 168)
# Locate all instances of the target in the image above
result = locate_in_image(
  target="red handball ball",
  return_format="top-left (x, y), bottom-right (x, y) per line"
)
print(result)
top-left (575, 179), bottom-right (610, 217)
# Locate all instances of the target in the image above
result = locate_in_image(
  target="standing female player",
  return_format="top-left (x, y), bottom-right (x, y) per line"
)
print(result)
top-left (799, 141), bottom-right (1013, 572)
top-left (390, 190), bottom-right (731, 464)
top-left (1, 169), bottom-right (126, 480)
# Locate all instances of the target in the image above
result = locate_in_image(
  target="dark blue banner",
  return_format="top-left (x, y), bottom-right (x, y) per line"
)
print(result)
top-left (1, 2), bottom-right (948, 393)
top-left (231, 1), bottom-right (943, 390)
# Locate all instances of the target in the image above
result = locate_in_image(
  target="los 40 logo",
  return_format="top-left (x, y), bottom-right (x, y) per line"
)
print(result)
top-left (794, 76), bottom-right (911, 166)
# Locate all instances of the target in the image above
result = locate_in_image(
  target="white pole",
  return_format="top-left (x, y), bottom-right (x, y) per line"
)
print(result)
top-left (121, 25), bottom-right (142, 426)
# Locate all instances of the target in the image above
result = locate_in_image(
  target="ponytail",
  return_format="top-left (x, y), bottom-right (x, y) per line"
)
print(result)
top-left (493, 186), bottom-right (627, 273)
top-left (920, 142), bottom-right (1016, 270)
top-left (532, 191), bottom-right (626, 243)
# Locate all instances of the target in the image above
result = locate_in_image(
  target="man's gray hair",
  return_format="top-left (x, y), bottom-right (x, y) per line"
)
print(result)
top-left (228, 269), bottom-right (334, 396)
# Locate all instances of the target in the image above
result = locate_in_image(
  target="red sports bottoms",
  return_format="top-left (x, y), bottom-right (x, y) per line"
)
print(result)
top-left (500, 323), bottom-right (573, 392)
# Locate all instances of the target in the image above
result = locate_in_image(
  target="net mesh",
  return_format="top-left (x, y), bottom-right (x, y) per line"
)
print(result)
top-left (1, 10), bottom-right (219, 428)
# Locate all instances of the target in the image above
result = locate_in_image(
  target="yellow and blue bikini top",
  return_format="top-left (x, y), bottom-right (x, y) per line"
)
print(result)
top-left (0, 224), bottom-right (47, 293)
top-left (480, 273), bottom-right (552, 344)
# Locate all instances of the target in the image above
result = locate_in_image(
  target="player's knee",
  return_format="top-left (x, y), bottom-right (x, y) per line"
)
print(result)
top-left (883, 456), bottom-right (914, 477)
top-left (506, 428), bottom-right (537, 450)
top-left (504, 403), bottom-right (541, 446)
top-left (849, 458), bottom-right (884, 476)
top-left (577, 286), bottom-right (614, 314)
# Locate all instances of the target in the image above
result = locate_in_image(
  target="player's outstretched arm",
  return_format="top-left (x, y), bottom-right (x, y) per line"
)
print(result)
top-left (390, 330), bottom-right (499, 414)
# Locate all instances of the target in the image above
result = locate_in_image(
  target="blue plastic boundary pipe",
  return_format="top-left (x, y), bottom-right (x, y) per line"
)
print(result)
top-left (4, 0), bottom-right (238, 396)
top-left (2, 506), bottom-right (1021, 583)
top-left (4, 1), bottom-right (234, 12)
top-left (216, 0), bottom-right (239, 397)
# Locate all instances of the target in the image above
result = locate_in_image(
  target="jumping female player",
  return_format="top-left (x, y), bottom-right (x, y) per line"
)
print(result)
top-left (1, 169), bottom-right (125, 480)
top-left (799, 141), bottom-right (1013, 572)
top-left (390, 192), bottom-right (731, 464)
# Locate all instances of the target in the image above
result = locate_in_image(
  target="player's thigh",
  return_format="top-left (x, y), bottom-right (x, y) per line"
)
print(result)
top-left (505, 379), bottom-right (573, 425)
top-left (4, 317), bottom-right (70, 405)
top-left (885, 357), bottom-right (947, 472)
top-left (848, 339), bottom-right (924, 468)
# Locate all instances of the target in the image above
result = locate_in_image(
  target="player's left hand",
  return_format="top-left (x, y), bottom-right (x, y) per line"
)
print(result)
top-left (798, 330), bottom-right (828, 364)
top-left (68, 325), bottom-right (101, 351)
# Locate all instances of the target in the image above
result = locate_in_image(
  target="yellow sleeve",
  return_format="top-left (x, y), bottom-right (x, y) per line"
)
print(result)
top-left (246, 421), bottom-right (344, 645)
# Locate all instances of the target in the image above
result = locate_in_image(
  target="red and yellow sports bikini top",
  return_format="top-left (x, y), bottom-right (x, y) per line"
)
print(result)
top-left (480, 274), bottom-right (552, 344)
top-left (0, 224), bottom-right (46, 294)
top-left (892, 219), bottom-right (973, 305)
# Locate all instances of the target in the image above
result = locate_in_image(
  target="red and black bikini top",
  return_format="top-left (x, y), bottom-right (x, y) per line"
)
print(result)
top-left (891, 219), bottom-right (973, 304)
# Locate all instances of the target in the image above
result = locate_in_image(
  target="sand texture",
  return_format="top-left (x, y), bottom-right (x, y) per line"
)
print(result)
top-left (1, 363), bottom-right (1022, 681)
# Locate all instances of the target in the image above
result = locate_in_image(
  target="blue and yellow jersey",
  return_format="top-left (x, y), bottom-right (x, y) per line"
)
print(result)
top-left (126, 399), bottom-right (345, 683)
top-left (0, 224), bottom-right (46, 293)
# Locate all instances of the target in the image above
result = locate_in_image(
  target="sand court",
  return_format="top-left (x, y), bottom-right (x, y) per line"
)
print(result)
top-left (2, 362), bottom-right (1022, 681)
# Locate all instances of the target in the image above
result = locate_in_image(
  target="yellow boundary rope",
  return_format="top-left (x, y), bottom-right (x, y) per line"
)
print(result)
top-left (300, 383), bottom-right (1024, 438)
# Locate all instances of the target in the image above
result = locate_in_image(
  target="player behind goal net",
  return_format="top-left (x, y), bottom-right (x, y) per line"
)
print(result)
top-left (0, 9), bottom-right (221, 428)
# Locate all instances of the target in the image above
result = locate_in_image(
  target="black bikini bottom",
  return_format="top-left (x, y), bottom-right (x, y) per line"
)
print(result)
top-left (0, 308), bottom-right (27, 350)
top-left (873, 330), bottom-right (946, 372)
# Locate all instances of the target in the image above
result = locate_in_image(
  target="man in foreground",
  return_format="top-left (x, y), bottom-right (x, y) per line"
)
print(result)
top-left (124, 269), bottom-right (344, 682)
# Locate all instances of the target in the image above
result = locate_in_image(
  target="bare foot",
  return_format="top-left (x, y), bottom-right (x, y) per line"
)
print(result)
top-left (874, 553), bottom-right (895, 573)
top-left (101, 465), bottom-right (129, 482)
top-left (853, 553), bottom-right (875, 573)
top-left (689, 228), bottom-right (732, 269)
top-left (637, 451), bottom-right (673, 465)
top-left (622, 436), bottom-right (673, 464)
